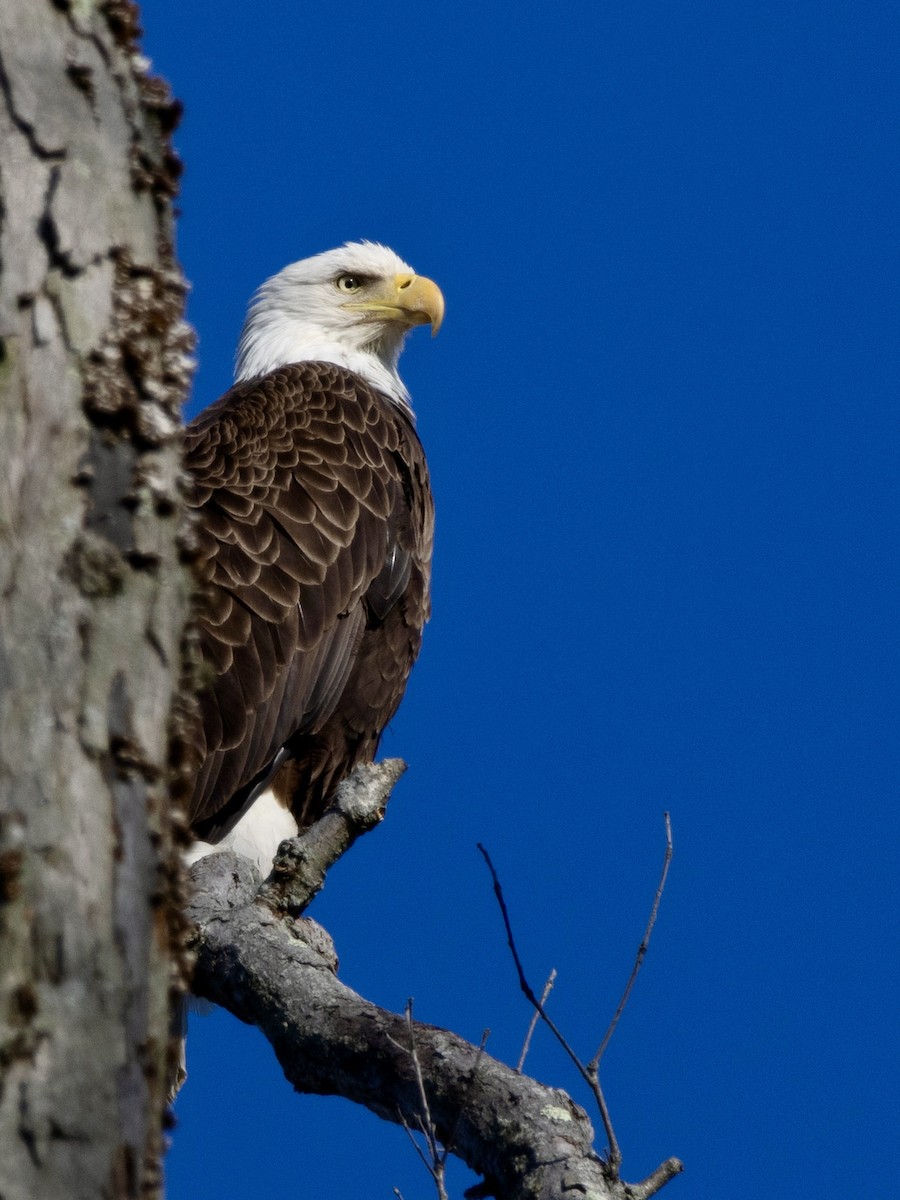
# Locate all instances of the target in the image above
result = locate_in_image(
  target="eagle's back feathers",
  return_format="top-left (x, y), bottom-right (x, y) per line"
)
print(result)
top-left (185, 360), bottom-right (433, 842)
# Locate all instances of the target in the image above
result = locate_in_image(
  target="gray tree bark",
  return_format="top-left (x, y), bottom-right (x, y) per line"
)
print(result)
top-left (0, 2), bottom-right (193, 1197)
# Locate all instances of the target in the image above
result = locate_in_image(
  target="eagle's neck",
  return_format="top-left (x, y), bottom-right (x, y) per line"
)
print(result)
top-left (234, 310), bottom-right (413, 414)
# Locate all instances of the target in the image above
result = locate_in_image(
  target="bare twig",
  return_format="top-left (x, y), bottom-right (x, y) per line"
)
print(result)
top-left (589, 812), bottom-right (673, 1071)
top-left (406, 1002), bottom-right (443, 1170)
top-left (516, 969), bottom-right (557, 1073)
top-left (392, 1005), bottom-right (492, 1200)
top-left (477, 843), bottom-right (623, 1173)
top-left (391, 1083), bottom-right (440, 1182)
top-left (396, 999), bottom-right (449, 1200)
top-left (396, 1101), bottom-right (440, 1179)
top-left (479, 816), bottom-right (675, 1181)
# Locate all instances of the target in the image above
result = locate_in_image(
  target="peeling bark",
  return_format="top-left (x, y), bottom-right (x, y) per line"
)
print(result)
top-left (0, 2), bottom-right (192, 1197)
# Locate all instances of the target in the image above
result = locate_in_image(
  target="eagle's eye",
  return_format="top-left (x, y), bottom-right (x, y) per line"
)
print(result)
top-left (336, 275), bottom-right (363, 294)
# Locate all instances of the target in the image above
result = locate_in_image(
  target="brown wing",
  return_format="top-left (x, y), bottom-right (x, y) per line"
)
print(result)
top-left (184, 361), bottom-right (433, 841)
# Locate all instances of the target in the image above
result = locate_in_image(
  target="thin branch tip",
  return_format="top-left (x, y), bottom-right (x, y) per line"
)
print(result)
top-left (591, 810), bottom-right (675, 1069)
top-left (627, 1156), bottom-right (684, 1199)
top-left (517, 967), bottom-right (557, 1072)
top-left (478, 842), bottom-right (622, 1169)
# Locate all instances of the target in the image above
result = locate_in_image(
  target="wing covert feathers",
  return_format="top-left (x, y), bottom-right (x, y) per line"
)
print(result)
top-left (185, 362), bottom-right (433, 840)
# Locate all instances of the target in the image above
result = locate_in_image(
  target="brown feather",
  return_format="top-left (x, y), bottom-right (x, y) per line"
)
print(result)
top-left (185, 362), bottom-right (433, 842)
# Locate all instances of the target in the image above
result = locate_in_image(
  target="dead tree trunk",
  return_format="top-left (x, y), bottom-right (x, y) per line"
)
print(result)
top-left (0, 3), bottom-right (192, 1197)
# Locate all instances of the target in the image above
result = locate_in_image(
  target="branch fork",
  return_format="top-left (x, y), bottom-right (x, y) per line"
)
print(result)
top-left (184, 763), bottom-right (682, 1200)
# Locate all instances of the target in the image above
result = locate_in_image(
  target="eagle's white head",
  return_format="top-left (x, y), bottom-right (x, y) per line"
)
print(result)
top-left (234, 241), bottom-right (444, 412)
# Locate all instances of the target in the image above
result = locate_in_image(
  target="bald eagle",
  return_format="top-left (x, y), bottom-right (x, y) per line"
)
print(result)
top-left (184, 243), bottom-right (442, 872)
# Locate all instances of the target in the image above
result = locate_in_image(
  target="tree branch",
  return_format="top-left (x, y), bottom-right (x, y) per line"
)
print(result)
top-left (590, 813), bottom-right (673, 1071)
top-left (477, 843), bottom-right (623, 1171)
top-left (257, 757), bottom-right (407, 915)
top-left (517, 969), bottom-right (556, 1074)
top-left (184, 763), bottom-right (682, 1200)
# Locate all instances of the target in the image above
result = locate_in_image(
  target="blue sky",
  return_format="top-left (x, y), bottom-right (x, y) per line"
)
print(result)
top-left (139, 2), bottom-right (898, 1196)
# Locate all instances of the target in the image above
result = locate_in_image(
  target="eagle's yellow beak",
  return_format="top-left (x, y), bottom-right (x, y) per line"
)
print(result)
top-left (343, 274), bottom-right (444, 336)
